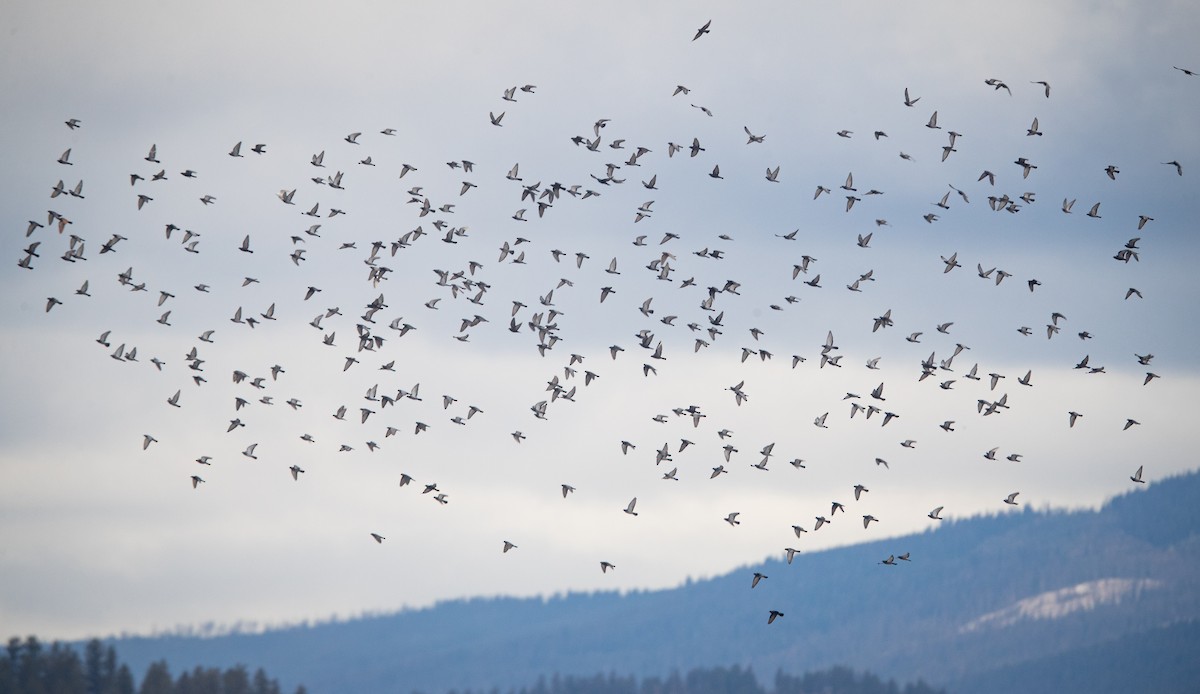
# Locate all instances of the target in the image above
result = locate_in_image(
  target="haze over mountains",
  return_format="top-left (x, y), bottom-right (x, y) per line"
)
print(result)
top-left (102, 471), bottom-right (1200, 694)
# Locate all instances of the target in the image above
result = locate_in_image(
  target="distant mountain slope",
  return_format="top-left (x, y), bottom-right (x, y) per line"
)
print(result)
top-left (105, 471), bottom-right (1200, 694)
top-left (947, 619), bottom-right (1200, 694)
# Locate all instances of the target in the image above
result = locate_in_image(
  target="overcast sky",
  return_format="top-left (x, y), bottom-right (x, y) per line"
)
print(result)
top-left (1, 0), bottom-right (1198, 641)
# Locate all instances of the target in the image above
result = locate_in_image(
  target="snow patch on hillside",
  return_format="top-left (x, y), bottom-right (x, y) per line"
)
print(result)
top-left (960, 578), bottom-right (1163, 633)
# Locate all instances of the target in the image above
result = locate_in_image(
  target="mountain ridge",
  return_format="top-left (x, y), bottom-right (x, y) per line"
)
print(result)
top-left (101, 470), bottom-right (1200, 693)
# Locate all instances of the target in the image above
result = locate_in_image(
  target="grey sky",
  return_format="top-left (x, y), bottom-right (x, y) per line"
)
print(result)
top-left (1, 0), bottom-right (1198, 640)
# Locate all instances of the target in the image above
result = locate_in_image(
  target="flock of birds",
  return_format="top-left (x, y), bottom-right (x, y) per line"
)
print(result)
top-left (14, 20), bottom-right (1191, 626)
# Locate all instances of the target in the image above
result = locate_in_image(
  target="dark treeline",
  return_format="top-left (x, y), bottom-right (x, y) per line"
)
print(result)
top-left (440, 665), bottom-right (945, 694)
top-left (0, 637), bottom-right (304, 694)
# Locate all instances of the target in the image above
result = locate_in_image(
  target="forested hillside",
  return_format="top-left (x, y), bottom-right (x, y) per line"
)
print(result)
top-left (946, 620), bottom-right (1200, 694)
top-left (448, 666), bottom-right (945, 694)
top-left (104, 472), bottom-right (1200, 693)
